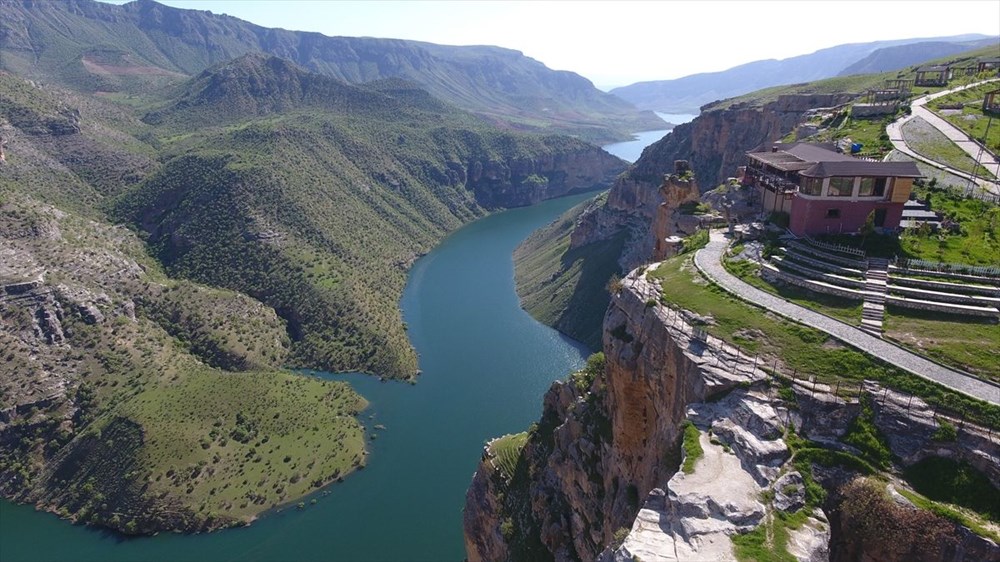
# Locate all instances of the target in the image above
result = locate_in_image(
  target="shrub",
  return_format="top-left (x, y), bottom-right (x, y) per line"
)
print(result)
top-left (839, 478), bottom-right (957, 559)
top-left (842, 395), bottom-right (892, 469)
top-left (931, 419), bottom-right (957, 442)
top-left (680, 420), bottom-right (704, 474)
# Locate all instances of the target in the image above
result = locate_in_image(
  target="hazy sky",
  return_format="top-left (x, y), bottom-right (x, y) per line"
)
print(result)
top-left (110, 0), bottom-right (1000, 89)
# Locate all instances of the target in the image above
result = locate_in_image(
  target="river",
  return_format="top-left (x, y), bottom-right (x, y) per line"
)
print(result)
top-left (0, 119), bottom-right (692, 561)
top-left (602, 112), bottom-right (697, 163)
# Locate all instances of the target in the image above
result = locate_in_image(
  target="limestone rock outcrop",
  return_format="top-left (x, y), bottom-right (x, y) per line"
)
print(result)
top-left (467, 148), bottom-right (627, 210)
top-left (465, 262), bottom-right (1000, 562)
top-left (568, 94), bottom-right (851, 272)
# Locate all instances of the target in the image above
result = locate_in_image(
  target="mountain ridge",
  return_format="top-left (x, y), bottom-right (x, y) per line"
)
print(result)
top-left (0, 0), bottom-right (662, 142)
top-left (611, 34), bottom-right (998, 113)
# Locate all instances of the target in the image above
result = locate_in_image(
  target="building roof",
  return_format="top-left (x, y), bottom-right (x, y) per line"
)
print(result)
top-left (801, 160), bottom-right (922, 178)
top-left (747, 142), bottom-right (921, 178)
top-left (916, 65), bottom-right (950, 72)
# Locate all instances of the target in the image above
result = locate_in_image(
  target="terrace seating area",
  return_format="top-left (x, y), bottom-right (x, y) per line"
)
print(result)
top-left (760, 236), bottom-right (1000, 334)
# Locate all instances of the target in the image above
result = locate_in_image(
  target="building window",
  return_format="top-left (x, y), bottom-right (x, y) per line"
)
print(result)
top-left (826, 208), bottom-right (841, 218)
top-left (859, 177), bottom-right (888, 197)
top-left (828, 177), bottom-right (853, 197)
top-left (800, 176), bottom-right (823, 196)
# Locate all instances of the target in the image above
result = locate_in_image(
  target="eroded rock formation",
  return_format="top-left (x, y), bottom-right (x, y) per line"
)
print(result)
top-left (569, 94), bottom-right (852, 272)
top-left (465, 264), bottom-right (1000, 561)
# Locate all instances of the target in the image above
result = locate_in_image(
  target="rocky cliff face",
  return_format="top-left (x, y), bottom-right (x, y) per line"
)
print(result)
top-left (465, 264), bottom-right (1000, 561)
top-left (568, 94), bottom-right (851, 272)
top-left (467, 148), bottom-right (627, 210)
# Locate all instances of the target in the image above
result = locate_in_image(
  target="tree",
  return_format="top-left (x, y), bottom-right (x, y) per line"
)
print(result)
top-left (860, 210), bottom-right (876, 244)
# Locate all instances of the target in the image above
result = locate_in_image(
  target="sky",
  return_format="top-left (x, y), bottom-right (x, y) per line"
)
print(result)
top-left (108, 0), bottom-right (1000, 90)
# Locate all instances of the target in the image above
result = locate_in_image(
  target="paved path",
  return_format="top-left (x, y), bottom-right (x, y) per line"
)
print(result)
top-left (694, 231), bottom-right (1000, 405)
top-left (887, 78), bottom-right (1000, 194)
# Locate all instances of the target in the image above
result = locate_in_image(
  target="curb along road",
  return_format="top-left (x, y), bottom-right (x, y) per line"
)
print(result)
top-left (694, 231), bottom-right (1000, 406)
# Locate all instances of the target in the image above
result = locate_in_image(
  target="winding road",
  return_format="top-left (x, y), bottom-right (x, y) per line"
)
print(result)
top-left (694, 230), bottom-right (1000, 406)
top-left (886, 78), bottom-right (1000, 194)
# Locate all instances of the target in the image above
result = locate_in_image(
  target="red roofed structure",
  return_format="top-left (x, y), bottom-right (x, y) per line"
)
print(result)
top-left (743, 143), bottom-right (922, 236)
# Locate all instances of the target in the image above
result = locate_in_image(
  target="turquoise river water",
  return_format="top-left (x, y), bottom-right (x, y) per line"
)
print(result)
top-left (0, 121), bottom-right (689, 561)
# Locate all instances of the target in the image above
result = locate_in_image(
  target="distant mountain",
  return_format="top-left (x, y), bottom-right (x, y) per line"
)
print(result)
top-left (611, 34), bottom-right (996, 114)
top-left (838, 38), bottom-right (1000, 76)
top-left (0, 0), bottom-right (662, 142)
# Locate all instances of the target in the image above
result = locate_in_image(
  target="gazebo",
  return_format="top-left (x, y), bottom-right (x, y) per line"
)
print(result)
top-left (914, 65), bottom-right (949, 87)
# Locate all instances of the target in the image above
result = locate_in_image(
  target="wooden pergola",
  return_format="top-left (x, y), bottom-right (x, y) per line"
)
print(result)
top-left (983, 89), bottom-right (1000, 114)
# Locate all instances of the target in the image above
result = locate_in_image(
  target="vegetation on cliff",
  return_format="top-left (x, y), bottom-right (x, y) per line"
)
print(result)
top-left (0, 0), bottom-right (661, 143)
top-left (0, 36), bottom-right (625, 533)
top-left (649, 254), bottom-right (1000, 427)
top-left (110, 54), bottom-right (624, 378)
top-left (0, 191), bottom-right (367, 534)
top-left (514, 195), bottom-right (625, 350)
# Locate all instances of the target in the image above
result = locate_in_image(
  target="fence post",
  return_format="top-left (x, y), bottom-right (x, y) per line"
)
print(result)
top-left (906, 394), bottom-right (913, 413)
top-left (881, 386), bottom-right (889, 405)
top-left (834, 380), bottom-right (841, 398)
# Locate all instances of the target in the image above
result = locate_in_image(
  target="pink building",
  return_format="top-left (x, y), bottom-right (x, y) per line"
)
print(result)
top-left (743, 143), bottom-right (922, 236)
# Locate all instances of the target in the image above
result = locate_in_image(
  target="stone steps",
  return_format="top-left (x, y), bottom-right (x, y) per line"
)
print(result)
top-left (860, 259), bottom-right (890, 337)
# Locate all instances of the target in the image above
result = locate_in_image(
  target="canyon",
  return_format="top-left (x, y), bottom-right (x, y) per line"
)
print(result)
top-left (466, 263), bottom-right (1000, 561)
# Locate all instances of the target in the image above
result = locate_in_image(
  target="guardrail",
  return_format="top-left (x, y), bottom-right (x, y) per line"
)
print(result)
top-left (893, 257), bottom-right (1000, 279)
top-left (802, 235), bottom-right (867, 258)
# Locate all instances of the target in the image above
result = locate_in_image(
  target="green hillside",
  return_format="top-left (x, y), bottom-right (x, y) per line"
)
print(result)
top-left (709, 44), bottom-right (1000, 112)
top-left (110, 54), bottom-right (625, 378)
top-left (0, 0), bottom-right (662, 142)
top-left (0, 44), bottom-right (625, 534)
top-left (514, 196), bottom-right (625, 350)
top-left (0, 182), bottom-right (367, 533)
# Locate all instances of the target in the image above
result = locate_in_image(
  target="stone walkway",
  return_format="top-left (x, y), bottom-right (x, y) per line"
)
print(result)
top-left (694, 231), bottom-right (1000, 405)
top-left (887, 78), bottom-right (1000, 195)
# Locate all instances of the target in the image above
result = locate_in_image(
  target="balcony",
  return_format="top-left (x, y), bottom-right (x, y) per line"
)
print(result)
top-left (748, 169), bottom-right (799, 193)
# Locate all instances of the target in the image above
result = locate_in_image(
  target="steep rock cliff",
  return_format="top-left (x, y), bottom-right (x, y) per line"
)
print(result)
top-left (466, 264), bottom-right (1000, 561)
top-left (569, 94), bottom-right (851, 272)
top-left (467, 148), bottom-right (627, 210)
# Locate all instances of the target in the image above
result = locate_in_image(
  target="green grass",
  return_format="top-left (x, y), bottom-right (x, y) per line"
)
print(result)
top-left (842, 395), bottom-right (892, 470)
top-left (724, 258), bottom-right (862, 326)
top-left (900, 184), bottom-right (1000, 265)
top-left (682, 229), bottom-right (709, 253)
top-left (929, 82), bottom-right (1000, 154)
top-left (903, 457), bottom-right (1000, 523)
top-left (884, 307), bottom-right (1000, 383)
top-left (647, 255), bottom-right (1000, 428)
top-left (813, 113), bottom-right (895, 158)
top-left (489, 432), bottom-right (529, 482)
top-left (732, 509), bottom-right (810, 562)
top-left (902, 117), bottom-right (996, 179)
top-left (896, 487), bottom-right (1000, 543)
top-left (680, 421), bottom-right (703, 474)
